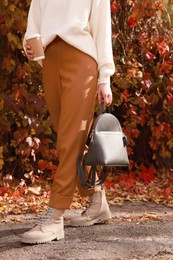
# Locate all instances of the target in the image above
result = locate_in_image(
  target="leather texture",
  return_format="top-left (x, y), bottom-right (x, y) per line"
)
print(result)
top-left (84, 113), bottom-right (129, 166)
top-left (77, 104), bottom-right (129, 189)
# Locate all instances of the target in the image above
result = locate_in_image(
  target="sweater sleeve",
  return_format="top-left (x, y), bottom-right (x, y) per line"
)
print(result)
top-left (23, 0), bottom-right (41, 47)
top-left (89, 0), bottom-right (115, 84)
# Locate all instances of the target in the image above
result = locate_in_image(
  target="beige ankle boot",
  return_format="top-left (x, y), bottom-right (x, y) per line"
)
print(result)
top-left (69, 189), bottom-right (111, 227)
top-left (21, 207), bottom-right (64, 244)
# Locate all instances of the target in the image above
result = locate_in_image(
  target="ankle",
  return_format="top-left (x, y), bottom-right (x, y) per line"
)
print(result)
top-left (89, 188), bottom-right (105, 199)
top-left (39, 207), bottom-right (64, 225)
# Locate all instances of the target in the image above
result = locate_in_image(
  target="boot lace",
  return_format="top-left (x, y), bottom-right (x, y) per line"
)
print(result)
top-left (40, 207), bottom-right (55, 226)
top-left (82, 194), bottom-right (96, 216)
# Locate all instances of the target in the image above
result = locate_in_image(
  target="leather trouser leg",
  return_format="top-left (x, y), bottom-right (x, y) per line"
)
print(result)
top-left (42, 37), bottom-right (99, 209)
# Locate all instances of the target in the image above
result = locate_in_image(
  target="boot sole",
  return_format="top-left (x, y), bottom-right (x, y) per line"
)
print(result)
top-left (69, 213), bottom-right (112, 227)
top-left (21, 232), bottom-right (64, 244)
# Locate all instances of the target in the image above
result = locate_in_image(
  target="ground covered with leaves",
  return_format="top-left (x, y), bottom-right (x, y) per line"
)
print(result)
top-left (0, 167), bottom-right (173, 222)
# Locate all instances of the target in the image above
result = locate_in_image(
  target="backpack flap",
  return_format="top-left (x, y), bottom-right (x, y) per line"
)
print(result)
top-left (84, 113), bottom-right (129, 166)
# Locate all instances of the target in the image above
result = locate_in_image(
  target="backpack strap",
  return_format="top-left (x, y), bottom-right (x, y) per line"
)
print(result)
top-left (77, 155), bottom-right (109, 189)
top-left (77, 103), bottom-right (112, 189)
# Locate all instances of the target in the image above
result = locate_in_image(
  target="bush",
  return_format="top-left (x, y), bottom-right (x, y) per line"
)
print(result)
top-left (111, 0), bottom-right (173, 171)
top-left (0, 0), bottom-right (172, 181)
top-left (0, 0), bottom-right (58, 181)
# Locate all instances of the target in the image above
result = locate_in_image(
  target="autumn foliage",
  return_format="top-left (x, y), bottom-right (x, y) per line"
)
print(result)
top-left (0, 0), bottom-right (173, 192)
top-left (0, 0), bottom-right (58, 182)
top-left (111, 0), bottom-right (173, 171)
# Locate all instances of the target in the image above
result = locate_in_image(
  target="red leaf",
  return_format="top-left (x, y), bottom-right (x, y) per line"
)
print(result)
top-left (128, 16), bottom-right (137, 28)
top-left (118, 173), bottom-right (136, 190)
top-left (0, 186), bottom-right (11, 196)
top-left (147, 167), bottom-right (155, 175)
top-left (164, 187), bottom-right (171, 197)
top-left (140, 166), bottom-right (155, 183)
top-left (46, 164), bottom-right (58, 171)
top-left (111, 1), bottom-right (119, 15)
top-left (104, 179), bottom-right (115, 189)
top-left (132, 129), bottom-right (140, 138)
top-left (0, 15), bottom-right (7, 24)
top-left (38, 159), bottom-right (49, 170)
top-left (167, 93), bottom-right (173, 105)
top-left (13, 129), bottom-right (28, 143)
top-left (159, 61), bottom-right (172, 74)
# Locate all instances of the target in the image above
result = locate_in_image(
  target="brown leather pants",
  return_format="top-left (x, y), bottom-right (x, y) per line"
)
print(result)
top-left (42, 37), bottom-right (99, 209)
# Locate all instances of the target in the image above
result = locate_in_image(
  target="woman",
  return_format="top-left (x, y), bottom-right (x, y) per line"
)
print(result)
top-left (21, 0), bottom-right (115, 244)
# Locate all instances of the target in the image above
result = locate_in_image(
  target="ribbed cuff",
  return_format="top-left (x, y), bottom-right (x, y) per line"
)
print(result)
top-left (98, 64), bottom-right (115, 85)
top-left (98, 75), bottom-right (110, 85)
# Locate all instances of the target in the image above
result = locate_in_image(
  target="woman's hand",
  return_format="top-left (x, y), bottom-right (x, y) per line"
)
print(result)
top-left (24, 44), bottom-right (34, 60)
top-left (24, 44), bottom-right (45, 60)
top-left (97, 83), bottom-right (113, 107)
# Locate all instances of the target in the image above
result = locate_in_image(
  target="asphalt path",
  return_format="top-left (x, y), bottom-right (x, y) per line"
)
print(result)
top-left (0, 202), bottom-right (173, 260)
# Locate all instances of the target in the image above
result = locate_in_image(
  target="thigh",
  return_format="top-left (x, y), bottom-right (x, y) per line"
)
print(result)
top-left (42, 41), bottom-right (61, 131)
top-left (58, 46), bottom-right (98, 150)
top-left (59, 43), bottom-right (98, 128)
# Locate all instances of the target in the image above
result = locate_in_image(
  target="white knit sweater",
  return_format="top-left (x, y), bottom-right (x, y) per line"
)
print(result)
top-left (24, 0), bottom-right (115, 84)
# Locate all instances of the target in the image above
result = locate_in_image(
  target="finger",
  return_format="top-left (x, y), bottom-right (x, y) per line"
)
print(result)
top-left (104, 94), bottom-right (112, 107)
top-left (27, 52), bottom-right (34, 56)
top-left (27, 53), bottom-right (34, 59)
top-left (28, 56), bottom-right (34, 60)
top-left (24, 45), bottom-right (34, 59)
top-left (27, 50), bottom-right (34, 55)
top-left (108, 94), bottom-right (113, 106)
top-left (24, 44), bottom-right (31, 50)
top-left (26, 52), bottom-right (34, 59)
top-left (98, 90), bottom-right (102, 104)
top-left (103, 94), bottom-right (108, 106)
top-left (26, 49), bottom-right (34, 59)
